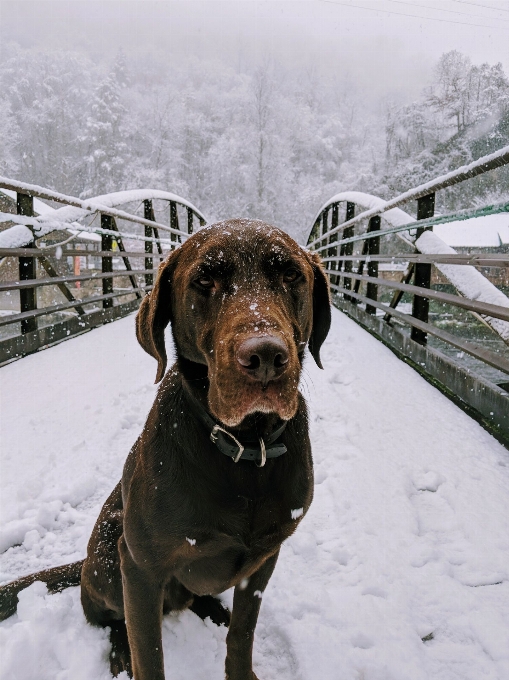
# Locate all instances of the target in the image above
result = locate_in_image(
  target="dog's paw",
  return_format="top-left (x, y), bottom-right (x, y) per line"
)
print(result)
top-left (109, 621), bottom-right (133, 678)
top-left (110, 651), bottom-right (133, 679)
top-left (226, 671), bottom-right (259, 680)
top-left (190, 594), bottom-right (231, 627)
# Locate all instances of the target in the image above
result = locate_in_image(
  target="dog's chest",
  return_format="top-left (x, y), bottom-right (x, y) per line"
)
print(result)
top-left (171, 486), bottom-right (306, 596)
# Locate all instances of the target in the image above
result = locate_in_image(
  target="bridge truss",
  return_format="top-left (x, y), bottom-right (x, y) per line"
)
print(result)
top-left (306, 146), bottom-right (509, 445)
top-left (0, 180), bottom-right (206, 365)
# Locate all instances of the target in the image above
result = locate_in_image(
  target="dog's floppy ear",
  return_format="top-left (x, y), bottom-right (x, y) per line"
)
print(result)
top-left (136, 249), bottom-right (179, 383)
top-left (308, 251), bottom-right (331, 369)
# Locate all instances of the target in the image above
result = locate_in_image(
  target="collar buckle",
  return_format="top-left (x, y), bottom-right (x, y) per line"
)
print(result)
top-left (210, 424), bottom-right (245, 463)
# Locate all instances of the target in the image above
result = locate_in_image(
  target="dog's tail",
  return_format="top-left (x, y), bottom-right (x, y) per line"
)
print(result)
top-left (0, 559), bottom-right (84, 621)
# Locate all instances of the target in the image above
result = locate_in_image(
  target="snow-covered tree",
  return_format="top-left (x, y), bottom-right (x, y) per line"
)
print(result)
top-left (82, 73), bottom-right (128, 196)
top-left (1, 44), bottom-right (507, 237)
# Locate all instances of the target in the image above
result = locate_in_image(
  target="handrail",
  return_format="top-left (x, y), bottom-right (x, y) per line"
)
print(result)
top-left (307, 145), bottom-right (509, 248)
top-left (306, 146), bottom-right (509, 441)
top-left (0, 180), bottom-right (207, 365)
top-left (312, 200), bottom-right (509, 253)
top-left (0, 181), bottom-right (207, 248)
top-left (329, 282), bottom-right (509, 376)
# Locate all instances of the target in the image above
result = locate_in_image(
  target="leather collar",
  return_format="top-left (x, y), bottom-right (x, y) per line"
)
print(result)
top-left (182, 380), bottom-right (287, 467)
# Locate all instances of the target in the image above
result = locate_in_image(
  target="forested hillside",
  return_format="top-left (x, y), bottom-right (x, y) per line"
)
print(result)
top-left (378, 51), bottom-right (509, 215)
top-left (1, 46), bottom-right (507, 239)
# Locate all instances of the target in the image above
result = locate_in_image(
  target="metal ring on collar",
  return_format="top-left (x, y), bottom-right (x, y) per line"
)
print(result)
top-left (256, 437), bottom-right (267, 468)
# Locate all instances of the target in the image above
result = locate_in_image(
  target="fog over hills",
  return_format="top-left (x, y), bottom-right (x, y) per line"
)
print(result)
top-left (1, 0), bottom-right (508, 238)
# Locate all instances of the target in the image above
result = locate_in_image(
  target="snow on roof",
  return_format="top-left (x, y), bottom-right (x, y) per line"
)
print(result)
top-left (0, 189), bottom-right (56, 216)
top-left (433, 213), bottom-right (509, 248)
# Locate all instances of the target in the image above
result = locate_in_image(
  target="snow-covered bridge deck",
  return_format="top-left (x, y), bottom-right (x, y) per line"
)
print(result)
top-left (1, 309), bottom-right (509, 680)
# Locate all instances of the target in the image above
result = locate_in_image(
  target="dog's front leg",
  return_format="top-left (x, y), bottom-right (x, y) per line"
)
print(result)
top-left (225, 549), bottom-right (280, 680)
top-left (119, 536), bottom-right (165, 680)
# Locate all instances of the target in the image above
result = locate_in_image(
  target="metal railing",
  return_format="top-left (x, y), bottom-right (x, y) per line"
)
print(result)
top-left (306, 146), bottom-right (509, 443)
top-left (0, 180), bottom-right (207, 364)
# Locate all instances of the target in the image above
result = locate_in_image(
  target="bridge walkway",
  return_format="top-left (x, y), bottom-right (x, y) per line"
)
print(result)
top-left (1, 309), bottom-right (509, 679)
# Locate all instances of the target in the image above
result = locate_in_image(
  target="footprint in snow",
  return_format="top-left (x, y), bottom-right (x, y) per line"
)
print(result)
top-left (351, 632), bottom-right (374, 649)
top-left (361, 585), bottom-right (388, 599)
top-left (329, 371), bottom-right (355, 386)
top-left (412, 470), bottom-right (445, 493)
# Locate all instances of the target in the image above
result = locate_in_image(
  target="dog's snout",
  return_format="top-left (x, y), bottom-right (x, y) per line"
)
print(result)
top-left (236, 336), bottom-right (289, 385)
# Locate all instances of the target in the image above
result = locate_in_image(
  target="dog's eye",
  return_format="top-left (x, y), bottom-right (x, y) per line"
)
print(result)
top-left (283, 268), bottom-right (301, 283)
top-left (196, 275), bottom-right (215, 289)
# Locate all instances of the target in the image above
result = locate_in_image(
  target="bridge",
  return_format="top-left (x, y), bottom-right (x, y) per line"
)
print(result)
top-left (1, 150), bottom-right (509, 679)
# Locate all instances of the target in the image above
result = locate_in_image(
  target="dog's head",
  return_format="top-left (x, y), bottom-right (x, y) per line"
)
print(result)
top-left (136, 219), bottom-right (330, 426)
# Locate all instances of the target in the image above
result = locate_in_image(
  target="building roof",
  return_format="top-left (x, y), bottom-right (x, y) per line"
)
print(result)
top-left (434, 213), bottom-right (509, 248)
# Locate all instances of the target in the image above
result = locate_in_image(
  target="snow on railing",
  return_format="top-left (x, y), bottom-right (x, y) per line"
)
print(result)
top-left (0, 178), bottom-right (207, 248)
top-left (311, 190), bottom-right (509, 343)
top-left (307, 145), bottom-right (509, 249)
top-left (0, 179), bottom-right (209, 364)
top-left (306, 146), bottom-right (509, 433)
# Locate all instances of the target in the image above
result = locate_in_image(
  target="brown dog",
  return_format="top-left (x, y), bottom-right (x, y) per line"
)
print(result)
top-left (0, 219), bottom-right (331, 680)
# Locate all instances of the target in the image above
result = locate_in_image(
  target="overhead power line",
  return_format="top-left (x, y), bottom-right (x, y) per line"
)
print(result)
top-left (451, 0), bottom-right (509, 14)
top-left (318, 0), bottom-right (509, 30)
top-left (388, 0), bottom-right (509, 22)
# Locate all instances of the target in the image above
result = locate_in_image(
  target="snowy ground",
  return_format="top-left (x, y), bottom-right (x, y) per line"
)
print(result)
top-left (1, 308), bottom-right (509, 680)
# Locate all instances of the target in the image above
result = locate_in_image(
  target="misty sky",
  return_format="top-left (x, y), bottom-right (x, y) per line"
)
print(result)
top-left (1, 0), bottom-right (509, 105)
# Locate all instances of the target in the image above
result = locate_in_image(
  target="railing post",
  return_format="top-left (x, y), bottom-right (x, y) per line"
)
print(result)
top-left (411, 193), bottom-right (435, 344)
top-left (17, 192), bottom-right (37, 334)
top-left (365, 215), bottom-right (381, 315)
top-left (329, 203), bottom-right (339, 284)
top-left (170, 201), bottom-right (179, 248)
top-left (322, 206), bottom-right (329, 245)
top-left (309, 217), bottom-right (320, 244)
top-left (143, 200), bottom-right (154, 288)
top-left (187, 207), bottom-right (194, 234)
top-left (101, 214), bottom-right (113, 309)
top-left (343, 202), bottom-right (355, 301)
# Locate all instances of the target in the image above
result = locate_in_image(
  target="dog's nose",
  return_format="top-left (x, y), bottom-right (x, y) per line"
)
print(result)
top-left (236, 336), bottom-right (289, 386)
